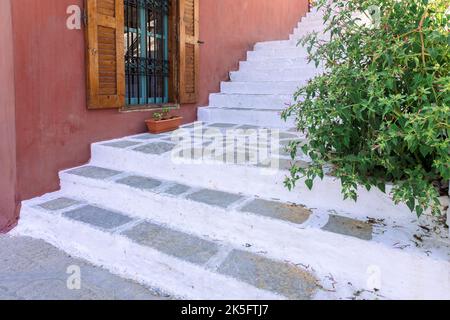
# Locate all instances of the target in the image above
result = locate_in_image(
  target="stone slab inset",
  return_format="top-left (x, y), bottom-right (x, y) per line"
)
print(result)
top-left (122, 222), bottom-right (219, 265)
top-left (102, 141), bottom-right (141, 149)
top-left (208, 123), bottom-right (237, 128)
top-left (63, 205), bottom-right (133, 230)
top-left (236, 125), bottom-right (261, 130)
top-left (218, 250), bottom-right (318, 299)
top-left (240, 199), bottom-right (311, 224)
top-left (116, 175), bottom-right (162, 191)
top-left (67, 166), bottom-right (122, 180)
top-left (181, 122), bottom-right (204, 129)
top-left (187, 189), bottom-right (244, 208)
top-left (133, 133), bottom-right (167, 140)
top-left (164, 184), bottom-right (191, 196)
top-left (134, 142), bottom-right (175, 155)
top-left (38, 198), bottom-right (80, 211)
top-left (322, 215), bottom-right (373, 240)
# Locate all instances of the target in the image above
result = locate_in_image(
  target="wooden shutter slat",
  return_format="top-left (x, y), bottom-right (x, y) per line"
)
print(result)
top-left (86, 0), bottom-right (125, 109)
top-left (179, 0), bottom-right (199, 104)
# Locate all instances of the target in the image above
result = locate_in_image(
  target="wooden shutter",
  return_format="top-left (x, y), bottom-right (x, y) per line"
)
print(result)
top-left (85, 0), bottom-right (125, 109)
top-left (179, 0), bottom-right (199, 104)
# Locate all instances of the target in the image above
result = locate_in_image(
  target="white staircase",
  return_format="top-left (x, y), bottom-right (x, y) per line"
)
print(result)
top-left (15, 9), bottom-right (450, 300)
top-left (198, 9), bottom-right (327, 129)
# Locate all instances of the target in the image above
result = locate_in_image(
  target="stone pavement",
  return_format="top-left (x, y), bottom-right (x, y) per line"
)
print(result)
top-left (0, 235), bottom-right (170, 300)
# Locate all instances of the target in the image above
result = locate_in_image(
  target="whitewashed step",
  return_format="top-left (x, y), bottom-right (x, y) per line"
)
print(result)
top-left (88, 129), bottom-right (412, 220)
top-left (17, 197), bottom-right (295, 300)
top-left (292, 26), bottom-right (327, 38)
top-left (254, 40), bottom-right (297, 50)
top-left (220, 81), bottom-right (302, 95)
top-left (290, 31), bottom-right (331, 42)
top-left (230, 68), bottom-right (320, 82)
top-left (247, 48), bottom-right (308, 60)
top-left (239, 59), bottom-right (318, 71)
top-left (296, 20), bottom-right (326, 30)
top-left (301, 15), bottom-right (325, 24)
top-left (209, 93), bottom-right (293, 109)
top-left (52, 166), bottom-right (450, 300)
top-left (240, 56), bottom-right (310, 70)
top-left (198, 106), bottom-right (294, 128)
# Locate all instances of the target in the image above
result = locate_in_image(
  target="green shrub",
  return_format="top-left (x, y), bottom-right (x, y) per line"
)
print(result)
top-left (282, 0), bottom-right (449, 216)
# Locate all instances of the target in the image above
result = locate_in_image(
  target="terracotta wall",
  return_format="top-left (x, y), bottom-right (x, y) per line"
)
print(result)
top-left (2, 0), bottom-right (308, 231)
top-left (0, 0), bottom-right (19, 232)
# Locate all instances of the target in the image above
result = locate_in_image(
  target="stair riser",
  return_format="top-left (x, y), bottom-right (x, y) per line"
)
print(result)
top-left (231, 71), bottom-right (318, 82)
top-left (247, 50), bottom-right (308, 61)
top-left (301, 16), bottom-right (325, 24)
top-left (198, 107), bottom-right (294, 128)
top-left (220, 81), bottom-right (302, 95)
top-left (18, 205), bottom-right (279, 300)
top-left (209, 94), bottom-right (293, 109)
top-left (239, 60), bottom-right (316, 71)
top-left (297, 20), bottom-right (326, 29)
top-left (58, 173), bottom-right (450, 300)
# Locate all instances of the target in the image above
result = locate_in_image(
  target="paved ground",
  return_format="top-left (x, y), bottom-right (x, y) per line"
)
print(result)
top-left (0, 235), bottom-right (171, 300)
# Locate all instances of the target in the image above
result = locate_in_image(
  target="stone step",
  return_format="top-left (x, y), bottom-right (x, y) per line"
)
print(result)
top-left (88, 126), bottom-right (414, 220)
top-left (290, 31), bottom-right (331, 42)
top-left (220, 81), bottom-right (303, 95)
top-left (18, 167), bottom-right (450, 299)
top-left (296, 19), bottom-right (326, 30)
top-left (292, 26), bottom-right (327, 39)
top-left (198, 106), bottom-right (294, 128)
top-left (57, 165), bottom-right (372, 241)
top-left (239, 59), bottom-right (317, 71)
top-left (247, 48), bottom-right (308, 61)
top-left (58, 163), bottom-right (450, 262)
top-left (254, 40), bottom-right (297, 50)
top-left (230, 68), bottom-right (320, 82)
top-left (208, 93), bottom-right (294, 109)
top-left (19, 195), bottom-right (320, 300)
top-left (301, 15), bottom-right (326, 24)
top-left (239, 58), bottom-right (320, 74)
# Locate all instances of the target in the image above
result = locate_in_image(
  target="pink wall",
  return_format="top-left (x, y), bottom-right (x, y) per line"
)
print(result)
top-left (2, 0), bottom-right (308, 231)
top-left (0, 0), bottom-right (19, 232)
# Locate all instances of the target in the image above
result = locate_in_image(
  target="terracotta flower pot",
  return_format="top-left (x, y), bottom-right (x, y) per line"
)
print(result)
top-left (145, 116), bottom-right (183, 134)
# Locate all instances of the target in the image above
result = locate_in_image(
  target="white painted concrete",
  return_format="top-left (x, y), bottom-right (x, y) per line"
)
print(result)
top-left (230, 68), bottom-right (320, 82)
top-left (198, 107), bottom-right (294, 128)
top-left (220, 81), bottom-right (302, 95)
top-left (198, 9), bottom-right (323, 127)
top-left (209, 93), bottom-right (294, 109)
top-left (58, 168), bottom-right (450, 261)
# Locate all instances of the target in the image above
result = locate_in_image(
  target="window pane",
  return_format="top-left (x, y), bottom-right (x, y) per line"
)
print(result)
top-left (124, 0), bottom-right (169, 105)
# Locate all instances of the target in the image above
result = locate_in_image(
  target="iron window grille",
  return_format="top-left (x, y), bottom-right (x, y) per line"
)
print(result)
top-left (124, 0), bottom-right (170, 106)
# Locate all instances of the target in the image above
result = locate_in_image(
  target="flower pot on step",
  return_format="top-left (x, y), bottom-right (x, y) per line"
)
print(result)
top-left (145, 117), bottom-right (183, 134)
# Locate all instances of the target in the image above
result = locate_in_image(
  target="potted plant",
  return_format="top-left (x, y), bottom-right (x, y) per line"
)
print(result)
top-left (145, 107), bottom-right (183, 134)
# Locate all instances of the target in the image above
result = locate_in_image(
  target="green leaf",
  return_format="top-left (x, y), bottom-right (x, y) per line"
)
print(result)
top-left (305, 179), bottom-right (314, 190)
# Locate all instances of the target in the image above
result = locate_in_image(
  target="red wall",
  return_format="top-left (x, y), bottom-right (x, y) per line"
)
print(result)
top-left (3, 0), bottom-right (308, 231)
top-left (0, 0), bottom-right (19, 232)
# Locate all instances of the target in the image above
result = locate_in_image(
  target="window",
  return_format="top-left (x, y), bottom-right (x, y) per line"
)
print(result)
top-left (124, 0), bottom-right (170, 105)
top-left (85, 0), bottom-right (199, 110)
